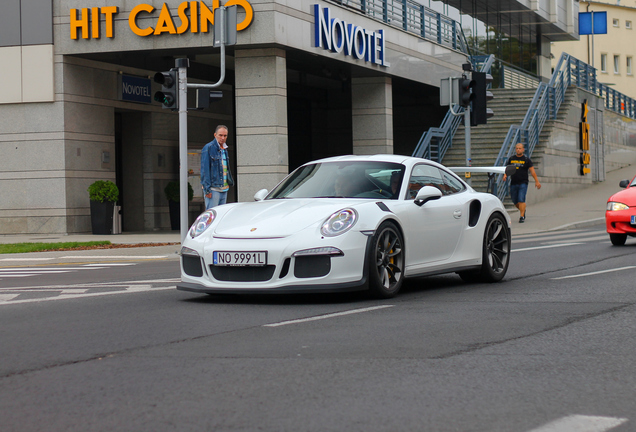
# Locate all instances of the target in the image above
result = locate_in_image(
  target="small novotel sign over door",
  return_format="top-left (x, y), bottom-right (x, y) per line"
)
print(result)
top-left (120, 75), bottom-right (152, 104)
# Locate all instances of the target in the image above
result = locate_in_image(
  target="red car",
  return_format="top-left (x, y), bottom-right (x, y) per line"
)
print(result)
top-left (606, 174), bottom-right (636, 245)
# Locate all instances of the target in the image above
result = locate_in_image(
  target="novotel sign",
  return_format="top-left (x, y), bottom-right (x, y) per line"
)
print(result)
top-left (70, 0), bottom-right (253, 40)
top-left (313, 4), bottom-right (390, 67)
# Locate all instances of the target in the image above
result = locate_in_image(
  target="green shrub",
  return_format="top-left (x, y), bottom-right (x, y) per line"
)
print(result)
top-left (165, 181), bottom-right (194, 202)
top-left (88, 180), bottom-right (119, 203)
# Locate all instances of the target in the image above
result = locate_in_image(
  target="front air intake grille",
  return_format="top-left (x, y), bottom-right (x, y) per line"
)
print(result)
top-left (279, 258), bottom-right (291, 278)
top-left (294, 256), bottom-right (331, 278)
top-left (182, 255), bottom-right (204, 277)
top-left (210, 265), bottom-right (276, 282)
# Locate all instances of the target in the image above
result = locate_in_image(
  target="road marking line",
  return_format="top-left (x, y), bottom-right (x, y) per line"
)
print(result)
top-left (542, 235), bottom-right (609, 244)
top-left (552, 266), bottom-right (636, 280)
top-left (0, 258), bottom-right (54, 262)
top-left (82, 263), bottom-right (136, 266)
top-left (0, 294), bottom-right (20, 301)
top-left (59, 255), bottom-right (169, 259)
top-left (527, 414), bottom-right (628, 432)
top-left (0, 285), bottom-right (175, 306)
top-left (513, 243), bottom-right (583, 252)
top-left (0, 267), bottom-right (105, 271)
top-left (0, 271), bottom-right (74, 275)
top-left (0, 274), bottom-right (35, 278)
top-left (0, 278), bottom-right (180, 291)
top-left (263, 305), bottom-right (395, 327)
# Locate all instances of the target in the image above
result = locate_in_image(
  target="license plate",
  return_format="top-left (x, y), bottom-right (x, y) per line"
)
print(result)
top-left (632, 215), bottom-right (636, 225)
top-left (213, 251), bottom-right (267, 266)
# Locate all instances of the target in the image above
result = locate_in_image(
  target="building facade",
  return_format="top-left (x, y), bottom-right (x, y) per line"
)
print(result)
top-left (0, 0), bottom-right (577, 234)
top-left (552, 0), bottom-right (636, 97)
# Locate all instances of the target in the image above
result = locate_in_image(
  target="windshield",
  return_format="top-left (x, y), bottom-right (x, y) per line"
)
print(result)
top-left (268, 161), bottom-right (406, 199)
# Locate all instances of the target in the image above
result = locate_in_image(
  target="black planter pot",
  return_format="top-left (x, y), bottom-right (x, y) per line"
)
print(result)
top-left (168, 200), bottom-right (180, 230)
top-left (90, 200), bottom-right (115, 235)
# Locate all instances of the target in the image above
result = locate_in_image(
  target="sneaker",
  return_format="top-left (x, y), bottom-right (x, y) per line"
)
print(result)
top-left (519, 216), bottom-right (525, 223)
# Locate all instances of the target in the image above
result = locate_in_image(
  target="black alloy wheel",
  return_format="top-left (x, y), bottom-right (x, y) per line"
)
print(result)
top-left (459, 212), bottom-right (510, 283)
top-left (368, 222), bottom-right (404, 298)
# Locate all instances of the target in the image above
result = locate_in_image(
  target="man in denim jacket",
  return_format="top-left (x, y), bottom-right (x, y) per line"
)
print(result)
top-left (200, 125), bottom-right (235, 209)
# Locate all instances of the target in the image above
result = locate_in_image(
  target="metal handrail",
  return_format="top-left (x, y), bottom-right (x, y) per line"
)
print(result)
top-left (492, 53), bottom-right (636, 201)
top-left (412, 54), bottom-right (494, 161)
top-left (333, 0), bottom-right (470, 54)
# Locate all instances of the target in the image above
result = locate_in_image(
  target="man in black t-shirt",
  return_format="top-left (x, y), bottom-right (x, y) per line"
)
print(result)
top-left (503, 143), bottom-right (541, 223)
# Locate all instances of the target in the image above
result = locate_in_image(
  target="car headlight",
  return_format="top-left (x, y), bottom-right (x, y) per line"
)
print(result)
top-left (321, 208), bottom-right (358, 237)
top-left (607, 202), bottom-right (629, 211)
top-left (189, 209), bottom-right (216, 238)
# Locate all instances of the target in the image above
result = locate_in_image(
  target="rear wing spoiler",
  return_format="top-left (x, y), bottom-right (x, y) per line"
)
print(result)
top-left (447, 165), bottom-right (516, 176)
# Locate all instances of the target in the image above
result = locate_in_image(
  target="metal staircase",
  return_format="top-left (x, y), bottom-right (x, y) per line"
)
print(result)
top-left (440, 88), bottom-right (536, 194)
top-left (414, 53), bottom-right (636, 201)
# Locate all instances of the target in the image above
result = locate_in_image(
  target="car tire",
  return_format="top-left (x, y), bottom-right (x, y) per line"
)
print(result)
top-left (610, 233), bottom-right (627, 246)
top-left (368, 221), bottom-right (404, 299)
top-left (459, 212), bottom-right (510, 283)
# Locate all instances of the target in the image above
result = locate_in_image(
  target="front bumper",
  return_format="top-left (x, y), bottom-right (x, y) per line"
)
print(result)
top-left (178, 233), bottom-right (372, 294)
top-left (605, 210), bottom-right (636, 235)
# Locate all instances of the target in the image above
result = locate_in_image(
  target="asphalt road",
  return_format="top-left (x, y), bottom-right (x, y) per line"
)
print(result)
top-left (1, 223), bottom-right (636, 432)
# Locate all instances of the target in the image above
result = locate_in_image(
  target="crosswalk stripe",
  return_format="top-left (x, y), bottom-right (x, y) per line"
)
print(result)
top-left (527, 414), bottom-right (628, 432)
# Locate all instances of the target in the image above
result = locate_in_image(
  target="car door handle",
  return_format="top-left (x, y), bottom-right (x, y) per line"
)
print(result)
top-left (453, 209), bottom-right (462, 219)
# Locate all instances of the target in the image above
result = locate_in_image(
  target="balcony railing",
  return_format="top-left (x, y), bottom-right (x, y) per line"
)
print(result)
top-left (331, 0), bottom-right (470, 54)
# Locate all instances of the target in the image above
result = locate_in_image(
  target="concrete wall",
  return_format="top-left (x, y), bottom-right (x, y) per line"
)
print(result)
top-left (529, 87), bottom-right (636, 206)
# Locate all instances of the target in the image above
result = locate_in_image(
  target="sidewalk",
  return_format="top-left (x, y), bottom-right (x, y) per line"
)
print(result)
top-left (1, 162), bottom-right (634, 247)
top-left (0, 231), bottom-right (181, 245)
top-left (510, 162), bottom-right (635, 235)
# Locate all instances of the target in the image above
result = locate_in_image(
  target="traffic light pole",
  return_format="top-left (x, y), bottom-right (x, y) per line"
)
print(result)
top-left (176, 59), bottom-right (189, 243)
top-left (464, 106), bottom-right (472, 186)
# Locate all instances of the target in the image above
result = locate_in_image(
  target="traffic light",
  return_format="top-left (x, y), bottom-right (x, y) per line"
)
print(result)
top-left (195, 89), bottom-right (223, 109)
top-left (470, 71), bottom-right (494, 126)
top-left (153, 68), bottom-right (178, 110)
top-left (458, 76), bottom-right (476, 108)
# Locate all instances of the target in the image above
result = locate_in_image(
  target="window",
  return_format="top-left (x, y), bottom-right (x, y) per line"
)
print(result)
top-left (628, 57), bottom-right (633, 75)
top-left (627, 21), bottom-right (633, 29)
top-left (408, 165), bottom-right (446, 199)
top-left (601, 54), bottom-right (608, 73)
top-left (613, 18), bottom-right (619, 27)
top-left (614, 55), bottom-right (620, 74)
top-left (407, 165), bottom-right (465, 198)
top-left (441, 171), bottom-right (465, 194)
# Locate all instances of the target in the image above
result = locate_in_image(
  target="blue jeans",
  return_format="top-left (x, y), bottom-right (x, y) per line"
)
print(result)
top-left (205, 190), bottom-right (228, 209)
top-left (509, 183), bottom-right (528, 205)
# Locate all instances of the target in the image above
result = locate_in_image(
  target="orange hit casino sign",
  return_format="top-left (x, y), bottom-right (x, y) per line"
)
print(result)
top-left (70, 1), bottom-right (253, 39)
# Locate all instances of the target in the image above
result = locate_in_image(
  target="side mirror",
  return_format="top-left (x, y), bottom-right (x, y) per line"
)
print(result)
top-left (254, 189), bottom-right (268, 201)
top-left (414, 186), bottom-right (442, 207)
top-left (619, 179), bottom-right (630, 188)
top-left (505, 164), bottom-right (516, 177)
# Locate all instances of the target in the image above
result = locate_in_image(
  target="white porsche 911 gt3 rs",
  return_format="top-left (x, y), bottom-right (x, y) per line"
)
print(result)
top-left (177, 154), bottom-right (512, 298)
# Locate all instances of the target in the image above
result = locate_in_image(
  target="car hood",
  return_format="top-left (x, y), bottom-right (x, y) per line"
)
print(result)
top-left (212, 198), bottom-right (366, 238)
top-left (608, 187), bottom-right (636, 206)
